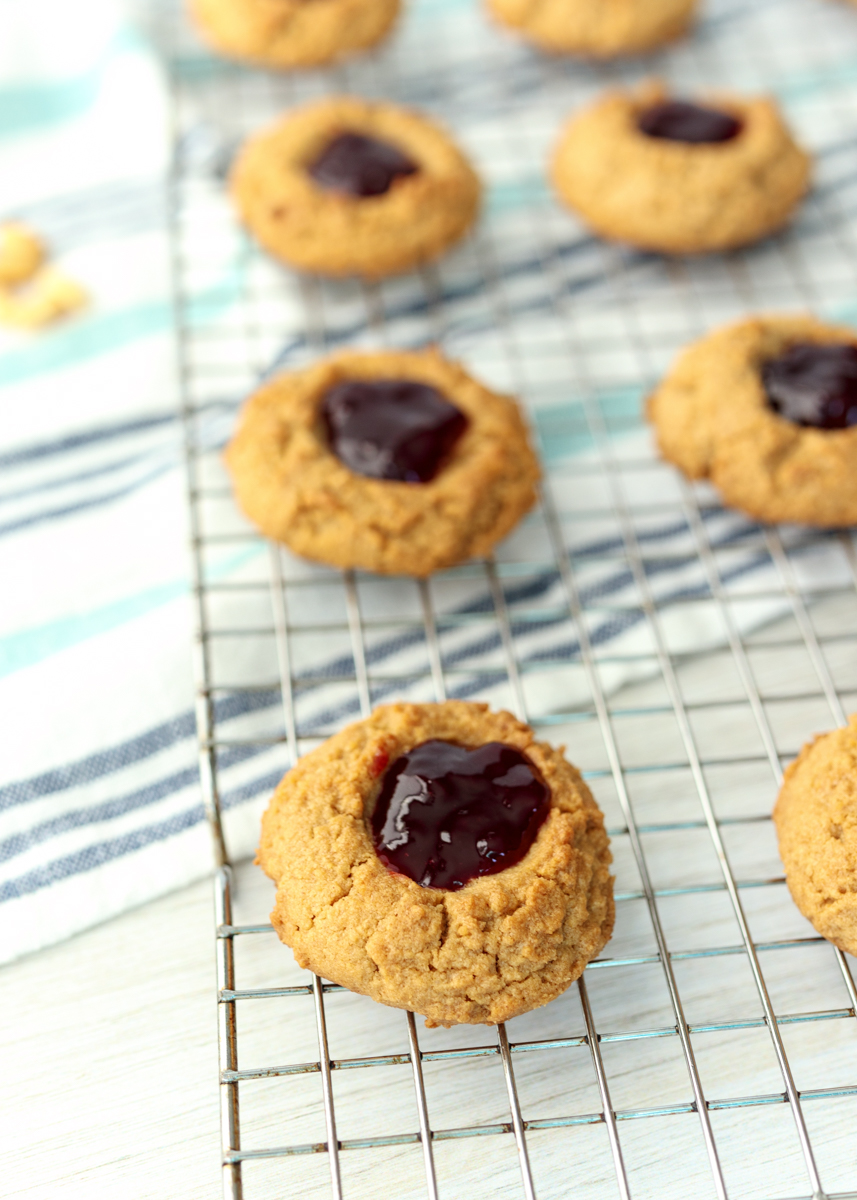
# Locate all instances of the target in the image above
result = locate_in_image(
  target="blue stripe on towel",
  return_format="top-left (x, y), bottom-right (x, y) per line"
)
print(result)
top-left (0, 537), bottom-right (785, 904)
top-left (0, 412), bottom-right (178, 469)
top-left (0, 512), bottom-right (810, 903)
top-left (0, 511), bottom-right (745, 809)
top-left (0, 763), bottom-right (288, 903)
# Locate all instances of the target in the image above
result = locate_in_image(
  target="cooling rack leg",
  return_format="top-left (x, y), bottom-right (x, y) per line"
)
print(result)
top-left (497, 1023), bottom-right (537, 1200)
top-left (616, 508), bottom-right (828, 1199)
top-left (578, 977), bottom-right (631, 1200)
top-left (406, 1012), bottom-right (440, 1200)
top-left (312, 973), bottom-right (344, 1199)
top-left (680, 479), bottom-right (857, 1075)
top-left (538, 477), bottom-right (729, 1200)
top-left (216, 865), bottom-right (243, 1200)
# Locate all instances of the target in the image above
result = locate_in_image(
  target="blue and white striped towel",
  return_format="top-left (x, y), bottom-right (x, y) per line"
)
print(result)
top-left (2, 0), bottom-right (855, 964)
top-left (0, 0), bottom-right (202, 961)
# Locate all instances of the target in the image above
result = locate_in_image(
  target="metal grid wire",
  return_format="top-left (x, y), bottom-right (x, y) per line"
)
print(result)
top-left (159, 0), bottom-right (857, 1194)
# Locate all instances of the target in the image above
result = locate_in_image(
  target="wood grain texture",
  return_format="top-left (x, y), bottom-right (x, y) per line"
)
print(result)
top-left (3, 879), bottom-right (220, 1200)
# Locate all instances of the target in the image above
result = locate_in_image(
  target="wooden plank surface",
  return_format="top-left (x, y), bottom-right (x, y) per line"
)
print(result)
top-left (4, 875), bottom-right (221, 1200)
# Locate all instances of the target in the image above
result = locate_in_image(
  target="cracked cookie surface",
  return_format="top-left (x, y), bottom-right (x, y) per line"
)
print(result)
top-left (188, 0), bottom-right (400, 68)
top-left (647, 314), bottom-right (857, 526)
top-left (224, 347), bottom-right (540, 576)
top-left (774, 716), bottom-right (857, 957)
top-left (230, 95), bottom-right (481, 278)
top-left (487, 0), bottom-right (696, 57)
top-left (551, 82), bottom-right (811, 254)
top-left (258, 702), bottom-right (615, 1026)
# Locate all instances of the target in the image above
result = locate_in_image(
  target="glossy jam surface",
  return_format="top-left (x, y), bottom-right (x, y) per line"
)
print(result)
top-left (371, 740), bottom-right (551, 891)
top-left (321, 379), bottom-right (468, 482)
top-left (637, 100), bottom-right (743, 145)
top-left (307, 132), bottom-right (418, 197)
top-left (762, 342), bottom-right (857, 430)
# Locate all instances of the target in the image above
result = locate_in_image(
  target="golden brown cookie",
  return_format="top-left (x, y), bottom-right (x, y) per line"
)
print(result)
top-left (551, 82), bottom-right (811, 254)
top-left (647, 314), bottom-right (857, 527)
top-left (487, 0), bottom-right (697, 57)
top-left (258, 701), bottom-right (615, 1026)
top-left (225, 347), bottom-right (540, 576)
top-left (774, 716), bottom-right (857, 957)
top-left (230, 96), bottom-right (481, 278)
top-left (187, 0), bottom-right (400, 68)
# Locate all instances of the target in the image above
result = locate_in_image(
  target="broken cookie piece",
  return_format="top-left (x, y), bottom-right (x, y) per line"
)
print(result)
top-left (0, 266), bottom-right (88, 330)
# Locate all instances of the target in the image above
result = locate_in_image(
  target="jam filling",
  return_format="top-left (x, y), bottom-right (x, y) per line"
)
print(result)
top-left (637, 100), bottom-right (743, 145)
top-left (762, 342), bottom-right (857, 430)
top-left (370, 740), bottom-right (551, 891)
top-left (307, 132), bottom-right (418, 197)
top-left (321, 378), bottom-right (468, 482)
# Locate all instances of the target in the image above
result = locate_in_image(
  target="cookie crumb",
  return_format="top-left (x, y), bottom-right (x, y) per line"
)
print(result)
top-left (0, 222), bottom-right (44, 287)
top-left (0, 266), bottom-right (88, 329)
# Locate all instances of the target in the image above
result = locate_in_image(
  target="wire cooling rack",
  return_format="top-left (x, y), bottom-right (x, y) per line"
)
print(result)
top-left (158, 0), bottom-right (857, 1194)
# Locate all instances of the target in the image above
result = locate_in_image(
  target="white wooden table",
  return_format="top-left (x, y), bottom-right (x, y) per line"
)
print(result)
top-left (4, 873), bottom-right (222, 1200)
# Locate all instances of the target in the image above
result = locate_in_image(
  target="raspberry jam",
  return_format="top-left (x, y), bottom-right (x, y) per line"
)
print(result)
top-left (370, 740), bottom-right (551, 890)
top-left (321, 379), bottom-right (468, 482)
top-left (308, 132), bottom-right (418, 197)
top-left (637, 100), bottom-right (743, 145)
top-left (762, 343), bottom-right (857, 429)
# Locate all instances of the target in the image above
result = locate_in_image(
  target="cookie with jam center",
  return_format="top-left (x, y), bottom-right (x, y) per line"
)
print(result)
top-left (224, 348), bottom-right (541, 576)
top-left (647, 314), bottom-right (857, 527)
top-left (258, 701), bottom-right (615, 1027)
top-left (551, 82), bottom-right (811, 254)
top-left (773, 716), bottom-right (857, 957)
top-left (487, 0), bottom-right (697, 58)
top-left (230, 96), bottom-right (481, 278)
top-left (187, 0), bottom-right (400, 69)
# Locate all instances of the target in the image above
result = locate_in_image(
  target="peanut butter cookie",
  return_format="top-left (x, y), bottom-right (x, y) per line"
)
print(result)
top-left (487, 0), bottom-right (697, 58)
top-left (225, 347), bottom-right (540, 575)
top-left (258, 701), bottom-right (615, 1026)
top-left (188, 0), bottom-right (400, 68)
top-left (774, 716), bottom-right (857, 957)
top-left (230, 96), bottom-right (481, 278)
top-left (647, 314), bottom-right (857, 527)
top-left (551, 82), bottom-right (811, 254)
